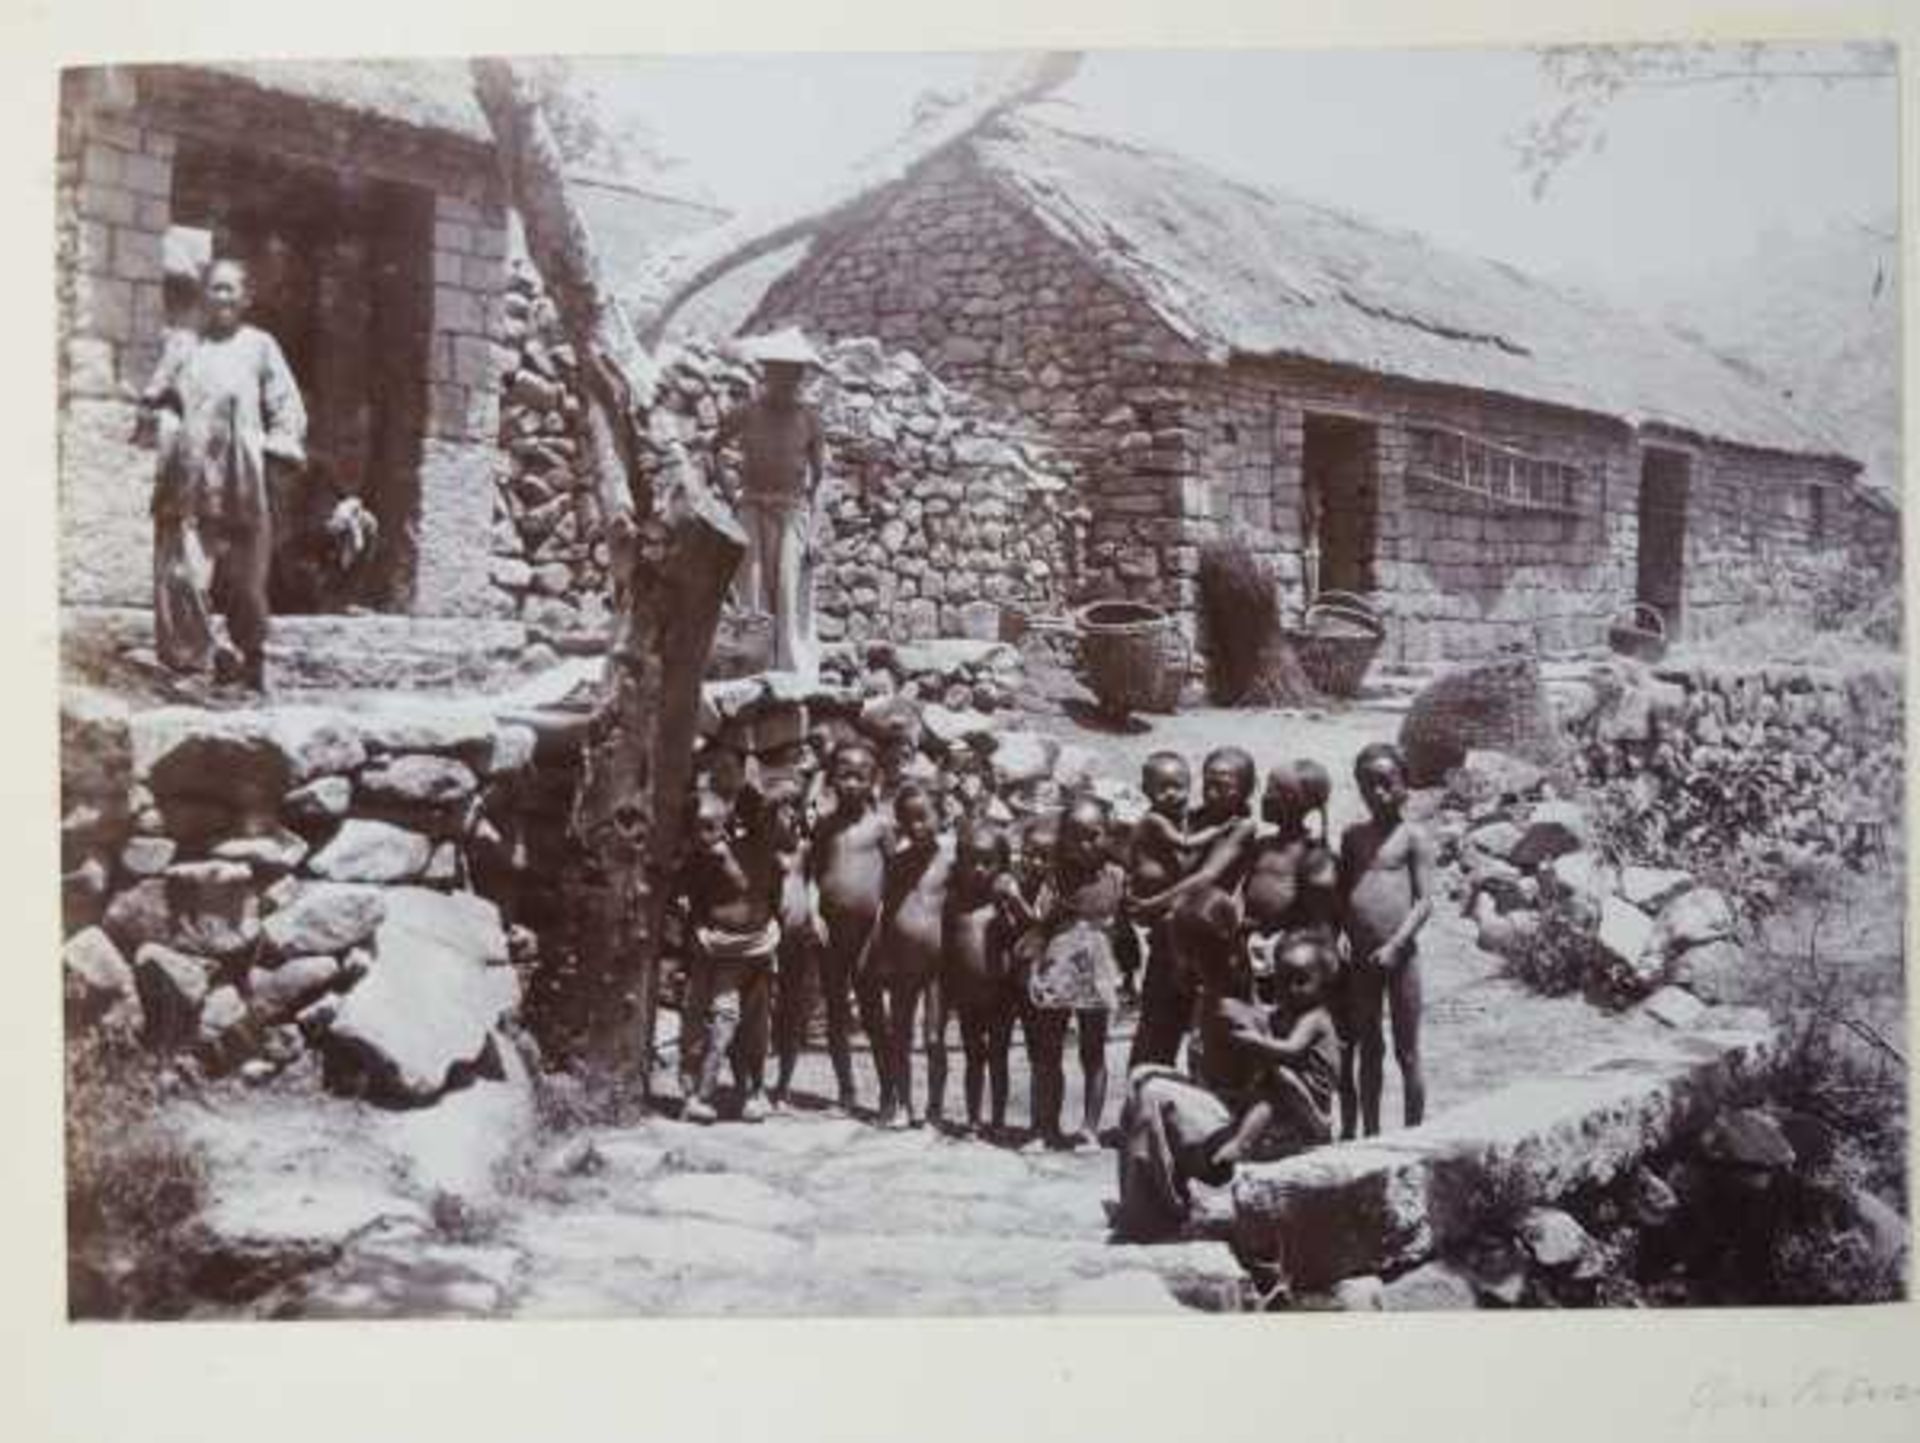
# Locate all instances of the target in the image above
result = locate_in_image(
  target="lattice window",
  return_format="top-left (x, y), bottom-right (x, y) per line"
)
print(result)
top-left (1406, 425), bottom-right (1584, 517)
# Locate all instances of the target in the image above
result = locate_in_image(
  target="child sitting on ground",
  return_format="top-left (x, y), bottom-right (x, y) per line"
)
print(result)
top-left (1204, 928), bottom-right (1342, 1171)
top-left (673, 788), bottom-right (784, 1123)
top-left (1338, 741), bottom-right (1437, 1136)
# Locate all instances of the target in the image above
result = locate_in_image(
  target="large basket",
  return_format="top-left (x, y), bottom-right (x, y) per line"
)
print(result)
top-left (1074, 600), bottom-right (1188, 716)
top-left (1607, 603), bottom-right (1668, 663)
top-left (1284, 591), bottom-right (1384, 699)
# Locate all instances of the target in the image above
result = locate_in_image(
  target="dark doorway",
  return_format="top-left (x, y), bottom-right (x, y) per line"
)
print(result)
top-left (170, 142), bottom-right (434, 614)
top-left (1636, 448), bottom-right (1691, 630)
top-left (1302, 414), bottom-right (1379, 598)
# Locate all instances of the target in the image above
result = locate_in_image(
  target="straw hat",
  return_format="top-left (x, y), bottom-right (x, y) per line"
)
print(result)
top-left (737, 326), bottom-right (823, 368)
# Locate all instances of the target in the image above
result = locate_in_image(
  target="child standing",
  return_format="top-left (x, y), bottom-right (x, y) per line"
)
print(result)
top-left (1018, 795), bottom-right (1126, 1149)
top-left (869, 783), bottom-right (953, 1128)
top-left (768, 778), bottom-right (823, 1112)
top-left (935, 818), bottom-right (1021, 1137)
top-left (673, 790), bottom-right (783, 1123)
top-left (1337, 741), bottom-right (1437, 1136)
top-left (809, 742), bottom-right (890, 1114)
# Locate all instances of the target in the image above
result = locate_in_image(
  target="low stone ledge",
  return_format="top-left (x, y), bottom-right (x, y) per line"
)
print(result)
top-left (1230, 1024), bottom-right (1777, 1290)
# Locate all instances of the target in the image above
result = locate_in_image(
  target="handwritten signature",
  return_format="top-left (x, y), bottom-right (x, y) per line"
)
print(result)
top-left (1689, 1369), bottom-right (1920, 1420)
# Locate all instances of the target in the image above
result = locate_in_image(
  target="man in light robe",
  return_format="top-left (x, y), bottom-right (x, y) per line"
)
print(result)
top-left (142, 258), bottom-right (307, 694)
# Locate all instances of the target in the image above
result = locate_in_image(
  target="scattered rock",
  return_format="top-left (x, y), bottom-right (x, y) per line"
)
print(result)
top-left (1618, 866), bottom-right (1693, 914)
top-left (1515, 1207), bottom-right (1593, 1271)
top-left (990, 730), bottom-right (1058, 788)
top-left (1452, 749), bottom-right (1547, 804)
top-left (1464, 820), bottom-right (1522, 862)
top-left (1625, 1165), bottom-right (1679, 1228)
top-left (1843, 1187), bottom-right (1910, 1274)
top-left (1454, 1235), bottom-right (1529, 1305)
top-left (102, 878), bottom-right (173, 953)
top-left (1595, 897), bottom-right (1656, 978)
top-left (307, 820), bottom-right (433, 884)
top-left (1380, 1259), bottom-right (1479, 1311)
top-left (487, 723), bottom-right (537, 776)
top-left (1508, 800), bottom-right (1589, 870)
top-left (164, 862), bottom-right (262, 959)
top-left (1651, 888), bottom-right (1736, 959)
top-left (1642, 985), bottom-right (1707, 1030)
top-left (269, 712), bottom-right (368, 782)
top-left (261, 883), bottom-right (387, 957)
top-left (1697, 1109), bottom-right (1796, 1173)
top-left (358, 707), bottom-right (498, 762)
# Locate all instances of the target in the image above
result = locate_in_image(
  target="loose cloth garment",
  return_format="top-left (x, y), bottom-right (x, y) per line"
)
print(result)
top-left (144, 325), bottom-right (306, 674)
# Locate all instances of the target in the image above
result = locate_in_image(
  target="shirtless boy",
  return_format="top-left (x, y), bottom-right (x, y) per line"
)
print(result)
top-left (1337, 742), bottom-right (1437, 1136)
top-left (808, 742), bottom-right (889, 1113)
top-left (935, 818), bottom-right (1020, 1137)
top-left (673, 790), bottom-right (783, 1123)
top-left (1243, 764), bottom-right (1341, 1002)
top-left (1127, 747), bottom-right (1260, 1071)
top-left (870, 783), bottom-right (954, 1128)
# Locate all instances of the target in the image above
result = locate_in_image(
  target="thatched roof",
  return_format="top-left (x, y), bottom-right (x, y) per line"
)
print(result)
top-left (970, 115), bottom-right (1856, 463)
top-left (191, 59), bottom-right (494, 143)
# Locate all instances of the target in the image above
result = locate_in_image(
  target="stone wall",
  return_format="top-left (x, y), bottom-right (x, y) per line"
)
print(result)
top-left (487, 308), bottom-right (1086, 642)
top-left (753, 154), bottom-right (1204, 622)
top-left (55, 70), bottom-right (511, 619)
top-left (61, 692), bottom-right (536, 1102)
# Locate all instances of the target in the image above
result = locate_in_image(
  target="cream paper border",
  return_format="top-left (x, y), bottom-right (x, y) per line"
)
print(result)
top-left (3, 2), bottom-right (1915, 1440)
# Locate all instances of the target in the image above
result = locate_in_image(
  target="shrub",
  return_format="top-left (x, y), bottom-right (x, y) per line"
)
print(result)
top-left (65, 1034), bottom-right (210, 1318)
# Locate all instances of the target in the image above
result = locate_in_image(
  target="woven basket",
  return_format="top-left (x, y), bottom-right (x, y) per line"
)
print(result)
top-left (1075, 600), bottom-right (1188, 716)
top-left (1284, 591), bottom-right (1384, 699)
top-left (1607, 603), bottom-right (1668, 663)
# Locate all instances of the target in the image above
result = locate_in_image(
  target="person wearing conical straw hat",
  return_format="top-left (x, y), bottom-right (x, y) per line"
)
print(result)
top-left (719, 326), bottom-right (826, 680)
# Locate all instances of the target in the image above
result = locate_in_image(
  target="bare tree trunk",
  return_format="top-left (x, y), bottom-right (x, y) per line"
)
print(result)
top-left (474, 59), bottom-right (744, 1101)
top-left (469, 52), bottom-right (1082, 1102)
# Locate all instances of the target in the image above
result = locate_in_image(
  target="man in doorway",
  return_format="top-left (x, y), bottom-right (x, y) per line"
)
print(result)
top-left (141, 257), bottom-right (307, 695)
top-left (719, 328), bottom-right (826, 681)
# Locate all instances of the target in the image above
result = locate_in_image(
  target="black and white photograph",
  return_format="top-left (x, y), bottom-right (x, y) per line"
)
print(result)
top-left (50, 38), bottom-right (1906, 1327)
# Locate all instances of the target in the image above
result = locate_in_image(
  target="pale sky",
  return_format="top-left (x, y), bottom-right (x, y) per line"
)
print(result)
top-left (579, 45), bottom-right (1897, 298)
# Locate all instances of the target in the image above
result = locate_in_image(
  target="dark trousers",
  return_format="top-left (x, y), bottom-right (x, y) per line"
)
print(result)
top-left (1127, 920), bottom-right (1193, 1071)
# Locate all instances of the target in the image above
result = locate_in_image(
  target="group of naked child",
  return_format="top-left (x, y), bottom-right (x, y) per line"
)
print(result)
top-left (672, 719), bottom-right (1436, 1184)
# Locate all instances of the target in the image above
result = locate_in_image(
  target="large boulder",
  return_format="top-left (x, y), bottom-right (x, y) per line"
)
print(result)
top-left (1651, 888), bottom-right (1737, 961)
top-left (1508, 800), bottom-right (1590, 871)
top-left (1448, 749), bottom-right (1547, 807)
top-left (322, 888), bottom-right (518, 1105)
top-left (164, 861), bottom-right (261, 959)
top-left (990, 730), bottom-right (1058, 789)
top-left (283, 776), bottom-right (353, 832)
top-left (141, 715), bottom-right (293, 814)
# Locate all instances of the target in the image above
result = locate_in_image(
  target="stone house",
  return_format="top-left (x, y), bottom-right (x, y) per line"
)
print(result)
top-left (752, 114), bottom-right (1885, 664)
top-left (55, 60), bottom-right (722, 625)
